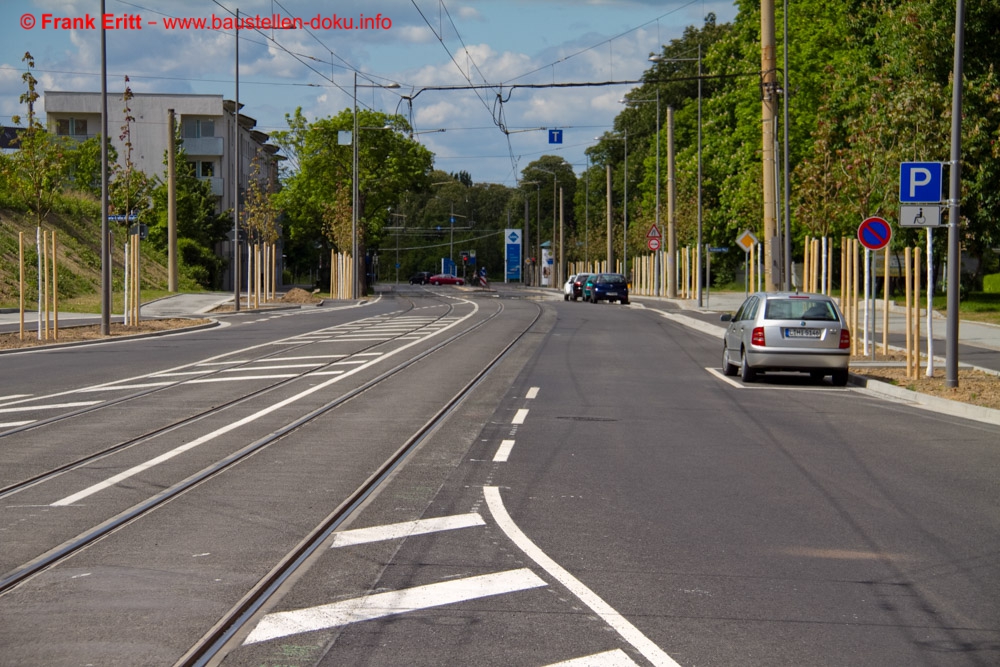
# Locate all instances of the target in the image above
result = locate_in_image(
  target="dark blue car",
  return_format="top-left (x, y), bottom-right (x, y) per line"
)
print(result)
top-left (587, 273), bottom-right (629, 305)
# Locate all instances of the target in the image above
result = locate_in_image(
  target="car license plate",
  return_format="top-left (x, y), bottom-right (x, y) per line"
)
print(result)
top-left (785, 328), bottom-right (821, 338)
top-left (607, 291), bottom-right (617, 296)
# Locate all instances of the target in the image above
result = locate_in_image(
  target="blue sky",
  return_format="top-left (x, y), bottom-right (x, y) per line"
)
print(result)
top-left (1, 0), bottom-right (738, 185)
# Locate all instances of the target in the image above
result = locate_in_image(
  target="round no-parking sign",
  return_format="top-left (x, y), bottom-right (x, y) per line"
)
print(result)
top-left (858, 216), bottom-right (892, 250)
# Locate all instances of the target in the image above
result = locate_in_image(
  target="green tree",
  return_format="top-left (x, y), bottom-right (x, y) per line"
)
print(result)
top-left (1, 52), bottom-right (69, 228)
top-left (271, 107), bottom-right (435, 289)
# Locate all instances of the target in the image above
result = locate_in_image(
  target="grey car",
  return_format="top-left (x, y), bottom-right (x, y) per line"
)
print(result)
top-left (720, 292), bottom-right (851, 385)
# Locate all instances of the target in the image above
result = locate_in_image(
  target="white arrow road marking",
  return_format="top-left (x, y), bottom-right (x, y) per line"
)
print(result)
top-left (330, 513), bottom-right (485, 548)
top-left (242, 568), bottom-right (546, 645)
top-left (484, 486), bottom-right (681, 667)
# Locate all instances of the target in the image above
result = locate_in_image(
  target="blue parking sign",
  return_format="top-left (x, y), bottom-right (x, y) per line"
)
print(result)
top-left (899, 162), bottom-right (942, 203)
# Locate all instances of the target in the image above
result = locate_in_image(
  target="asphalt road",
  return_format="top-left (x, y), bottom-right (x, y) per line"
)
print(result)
top-left (1, 286), bottom-right (997, 667)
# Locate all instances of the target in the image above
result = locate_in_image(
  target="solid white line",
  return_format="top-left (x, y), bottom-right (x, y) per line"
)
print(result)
top-left (0, 394), bottom-right (31, 402)
top-left (50, 301), bottom-right (480, 507)
top-left (494, 439), bottom-right (515, 462)
top-left (484, 487), bottom-right (680, 667)
top-left (152, 371), bottom-right (212, 377)
top-left (705, 368), bottom-right (744, 388)
top-left (0, 402), bottom-right (101, 414)
top-left (512, 409), bottom-right (529, 425)
top-left (309, 370), bottom-right (346, 376)
top-left (545, 649), bottom-right (639, 666)
top-left (242, 568), bottom-right (546, 645)
top-left (0, 421), bottom-right (35, 427)
top-left (77, 382), bottom-right (174, 392)
top-left (219, 364), bottom-right (323, 371)
top-left (187, 375), bottom-right (299, 383)
top-left (330, 513), bottom-right (485, 547)
top-left (526, 387), bottom-right (540, 399)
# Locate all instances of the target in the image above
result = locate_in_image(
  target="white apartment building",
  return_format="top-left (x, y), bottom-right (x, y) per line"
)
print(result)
top-left (43, 91), bottom-right (280, 213)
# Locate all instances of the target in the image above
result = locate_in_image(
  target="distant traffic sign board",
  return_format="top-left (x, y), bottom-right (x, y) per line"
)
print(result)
top-left (647, 237), bottom-right (660, 251)
top-left (548, 129), bottom-right (563, 144)
top-left (900, 162), bottom-right (943, 203)
top-left (646, 224), bottom-right (661, 239)
top-left (709, 246), bottom-right (729, 253)
top-left (858, 216), bottom-right (892, 250)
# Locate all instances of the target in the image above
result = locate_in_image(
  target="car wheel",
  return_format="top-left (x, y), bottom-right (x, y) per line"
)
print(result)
top-left (740, 349), bottom-right (756, 383)
top-left (722, 345), bottom-right (738, 376)
top-left (621, 298), bottom-right (629, 305)
top-left (431, 281), bottom-right (439, 286)
top-left (564, 294), bottom-right (569, 301)
top-left (831, 369), bottom-right (849, 386)
top-left (809, 371), bottom-right (826, 383)
top-left (591, 295), bottom-right (598, 304)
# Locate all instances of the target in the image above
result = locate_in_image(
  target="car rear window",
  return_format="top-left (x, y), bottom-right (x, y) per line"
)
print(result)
top-left (602, 274), bottom-right (626, 284)
top-left (765, 299), bottom-right (838, 321)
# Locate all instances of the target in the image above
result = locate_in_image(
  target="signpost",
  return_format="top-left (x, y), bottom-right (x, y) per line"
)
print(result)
top-left (857, 216), bottom-right (892, 357)
top-left (900, 161), bottom-right (944, 376)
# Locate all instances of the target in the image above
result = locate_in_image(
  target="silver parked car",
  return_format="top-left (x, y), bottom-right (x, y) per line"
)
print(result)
top-left (720, 292), bottom-right (851, 385)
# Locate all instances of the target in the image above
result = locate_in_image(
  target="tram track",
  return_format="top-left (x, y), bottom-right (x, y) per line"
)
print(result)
top-left (0, 297), bottom-right (522, 603)
top-left (175, 298), bottom-right (541, 666)
top-left (0, 299), bottom-right (473, 499)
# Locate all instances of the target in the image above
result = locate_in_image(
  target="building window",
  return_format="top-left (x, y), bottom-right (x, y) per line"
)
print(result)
top-left (189, 161), bottom-right (217, 178)
top-left (55, 118), bottom-right (87, 136)
top-left (182, 118), bottom-right (215, 138)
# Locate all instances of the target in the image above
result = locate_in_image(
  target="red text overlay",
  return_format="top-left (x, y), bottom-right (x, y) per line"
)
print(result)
top-left (20, 13), bottom-right (393, 31)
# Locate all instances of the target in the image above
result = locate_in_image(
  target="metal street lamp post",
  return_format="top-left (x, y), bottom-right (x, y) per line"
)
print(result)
top-left (534, 167), bottom-right (558, 286)
top-left (650, 47), bottom-right (702, 303)
top-left (352, 74), bottom-right (399, 299)
top-left (597, 132), bottom-right (628, 277)
top-left (520, 181), bottom-right (539, 284)
top-left (621, 90), bottom-right (661, 294)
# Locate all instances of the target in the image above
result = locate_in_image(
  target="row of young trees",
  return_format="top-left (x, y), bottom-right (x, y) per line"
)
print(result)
top-left (274, 1), bottom-right (997, 294)
top-left (1, 52), bottom-right (276, 293)
top-left (574, 0), bottom-right (999, 289)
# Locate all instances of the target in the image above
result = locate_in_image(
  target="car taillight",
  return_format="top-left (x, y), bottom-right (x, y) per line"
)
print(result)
top-left (839, 329), bottom-right (851, 349)
top-left (751, 327), bottom-right (766, 346)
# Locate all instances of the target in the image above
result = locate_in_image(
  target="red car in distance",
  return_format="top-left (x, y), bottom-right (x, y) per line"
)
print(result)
top-left (428, 274), bottom-right (465, 286)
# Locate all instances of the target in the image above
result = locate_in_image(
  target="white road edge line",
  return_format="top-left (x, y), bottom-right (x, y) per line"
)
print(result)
top-left (50, 301), bottom-right (481, 507)
top-left (242, 568), bottom-right (546, 645)
top-left (494, 439), bottom-right (515, 462)
top-left (330, 513), bottom-right (485, 547)
top-left (705, 368), bottom-right (744, 388)
top-left (545, 649), bottom-right (640, 666)
top-left (484, 486), bottom-right (681, 667)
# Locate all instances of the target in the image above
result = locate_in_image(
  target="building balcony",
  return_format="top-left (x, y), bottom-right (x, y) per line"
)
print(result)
top-left (200, 176), bottom-right (225, 197)
top-left (182, 136), bottom-right (223, 156)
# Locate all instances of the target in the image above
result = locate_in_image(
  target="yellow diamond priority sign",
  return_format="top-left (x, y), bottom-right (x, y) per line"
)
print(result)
top-left (736, 229), bottom-right (758, 253)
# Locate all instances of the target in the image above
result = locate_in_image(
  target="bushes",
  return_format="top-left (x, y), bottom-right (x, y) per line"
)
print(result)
top-left (984, 273), bottom-right (1000, 294)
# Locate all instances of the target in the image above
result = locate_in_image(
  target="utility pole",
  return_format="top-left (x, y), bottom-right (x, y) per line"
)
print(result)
top-left (761, 0), bottom-right (779, 290)
top-left (606, 165), bottom-right (614, 271)
top-left (167, 108), bottom-right (177, 292)
top-left (667, 106), bottom-right (677, 298)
